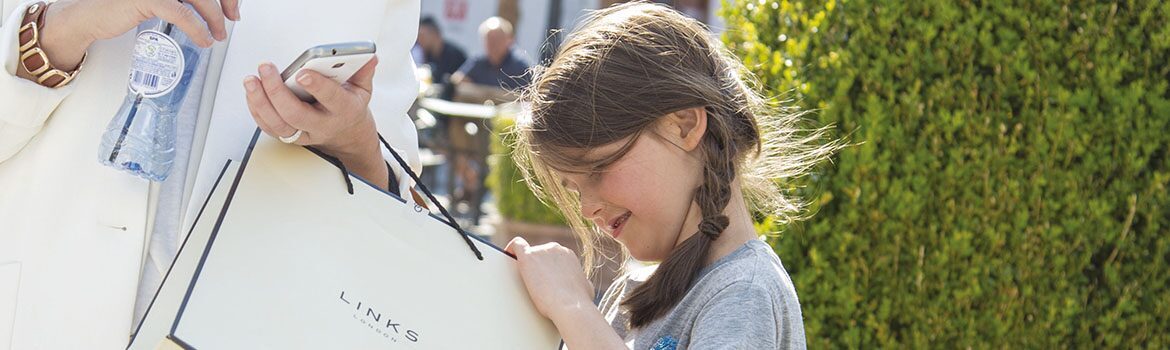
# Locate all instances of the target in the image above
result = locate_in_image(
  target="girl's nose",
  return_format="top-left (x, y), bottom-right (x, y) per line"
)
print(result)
top-left (578, 195), bottom-right (605, 221)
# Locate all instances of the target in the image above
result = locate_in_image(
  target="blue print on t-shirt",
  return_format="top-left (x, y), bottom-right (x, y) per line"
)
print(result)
top-left (651, 335), bottom-right (678, 350)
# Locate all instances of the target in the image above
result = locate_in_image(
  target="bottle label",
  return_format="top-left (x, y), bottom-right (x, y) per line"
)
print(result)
top-left (127, 30), bottom-right (185, 98)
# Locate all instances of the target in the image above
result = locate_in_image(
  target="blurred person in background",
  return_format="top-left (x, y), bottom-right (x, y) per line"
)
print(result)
top-left (452, 16), bottom-right (530, 104)
top-left (416, 15), bottom-right (466, 94)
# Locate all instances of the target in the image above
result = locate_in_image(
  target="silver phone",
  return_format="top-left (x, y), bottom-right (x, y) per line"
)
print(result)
top-left (281, 41), bottom-right (377, 103)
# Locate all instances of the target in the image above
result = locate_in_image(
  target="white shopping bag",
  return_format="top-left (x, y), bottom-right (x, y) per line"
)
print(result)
top-left (128, 130), bottom-right (562, 349)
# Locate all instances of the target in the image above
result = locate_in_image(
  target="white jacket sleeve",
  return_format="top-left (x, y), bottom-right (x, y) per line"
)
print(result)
top-left (0, 1), bottom-right (77, 163)
top-left (371, 0), bottom-right (423, 198)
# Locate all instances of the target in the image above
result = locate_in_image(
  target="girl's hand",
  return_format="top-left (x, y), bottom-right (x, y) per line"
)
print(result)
top-left (507, 237), bottom-right (630, 349)
top-left (38, 0), bottom-right (239, 71)
top-left (243, 57), bottom-right (389, 190)
top-left (505, 237), bottom-right (596, 322)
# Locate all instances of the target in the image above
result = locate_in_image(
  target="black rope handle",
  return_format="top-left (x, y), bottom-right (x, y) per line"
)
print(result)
top-left (304, 146), bottom-right (355, 195)
top-left (304, 138), bottom-right (482, 260)
top-left (379, 134), bottom-right (484, 261)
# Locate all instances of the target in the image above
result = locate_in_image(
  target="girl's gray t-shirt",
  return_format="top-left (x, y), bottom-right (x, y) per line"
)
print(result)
top-left (598, 239), bottom-right (807, 349)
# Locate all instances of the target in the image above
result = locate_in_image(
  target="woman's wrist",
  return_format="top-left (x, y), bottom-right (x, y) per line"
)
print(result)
top-left (320, 122), bottom-right (391, 191)
top-left (38, 2), bottom-right (92, 71)
top-left (323, 120), bottom-right (383, 170)
top-left (339, 146), bottom-right (387, 180)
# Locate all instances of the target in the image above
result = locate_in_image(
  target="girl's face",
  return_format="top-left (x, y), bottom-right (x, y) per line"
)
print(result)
top-left (559, 121), bottom-right (704, 262)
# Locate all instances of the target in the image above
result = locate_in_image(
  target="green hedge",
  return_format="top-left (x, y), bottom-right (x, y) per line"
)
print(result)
top-left (487, 117), bottom-right (568, 226)
top-left (722, 0), bottom-right (1170, 347)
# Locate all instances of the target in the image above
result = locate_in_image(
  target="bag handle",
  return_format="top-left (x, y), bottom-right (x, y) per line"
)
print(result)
top-left (379, 134), bottom-right (485, 261)
top-left (306, 136), bottom-right (484, 261)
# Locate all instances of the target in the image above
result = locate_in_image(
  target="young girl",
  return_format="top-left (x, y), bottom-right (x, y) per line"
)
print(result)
top-left (503, 3), bottom-right (840, 349)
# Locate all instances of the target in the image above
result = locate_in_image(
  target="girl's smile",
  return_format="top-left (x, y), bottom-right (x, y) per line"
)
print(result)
top-left (606, 211), bottom-right (632, 239)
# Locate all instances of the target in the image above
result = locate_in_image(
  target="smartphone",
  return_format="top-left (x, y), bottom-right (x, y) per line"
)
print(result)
top-left (281, 41), bottom-right (377, 103)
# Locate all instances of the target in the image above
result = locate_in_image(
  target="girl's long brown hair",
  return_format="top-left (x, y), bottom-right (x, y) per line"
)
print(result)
top-left (512, 2), bottom-right (842, 328)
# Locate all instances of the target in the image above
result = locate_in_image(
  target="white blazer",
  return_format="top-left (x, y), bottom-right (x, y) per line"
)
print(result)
top-left (0, 0), bottom-right (422, 349)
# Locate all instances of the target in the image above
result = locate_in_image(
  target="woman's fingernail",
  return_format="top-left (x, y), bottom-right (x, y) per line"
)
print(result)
top-left (259, 63), bottom-right (275, 76)
top-left (298, 73), bottom-right (312, 86)
top-left (243, 76), bottom-right (257, 92)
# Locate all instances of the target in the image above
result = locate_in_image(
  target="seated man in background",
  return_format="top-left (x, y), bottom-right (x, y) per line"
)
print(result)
top-left (416, 16), bottom-right (466, 89)
top-left (452, 16), bottom-right (531, 104)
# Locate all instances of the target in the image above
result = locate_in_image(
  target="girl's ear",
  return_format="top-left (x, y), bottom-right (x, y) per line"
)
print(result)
top-left (663, 107), bottom-right (709, 152)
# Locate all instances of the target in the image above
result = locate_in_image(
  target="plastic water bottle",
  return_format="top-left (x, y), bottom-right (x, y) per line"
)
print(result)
top-left (98, 17), bottom-right (206, 181)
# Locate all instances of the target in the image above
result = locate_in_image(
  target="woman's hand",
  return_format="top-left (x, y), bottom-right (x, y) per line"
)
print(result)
top-left (37, 0), bottom-right (239, 71)
top-left (242, 57), bottom-right (390, 190)
top-left (505, 237), bottom-right (596, 323)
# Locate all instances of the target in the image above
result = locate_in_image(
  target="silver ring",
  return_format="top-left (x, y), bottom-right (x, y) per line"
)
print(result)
top-left (279, 129), bottom-right (303, 144)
